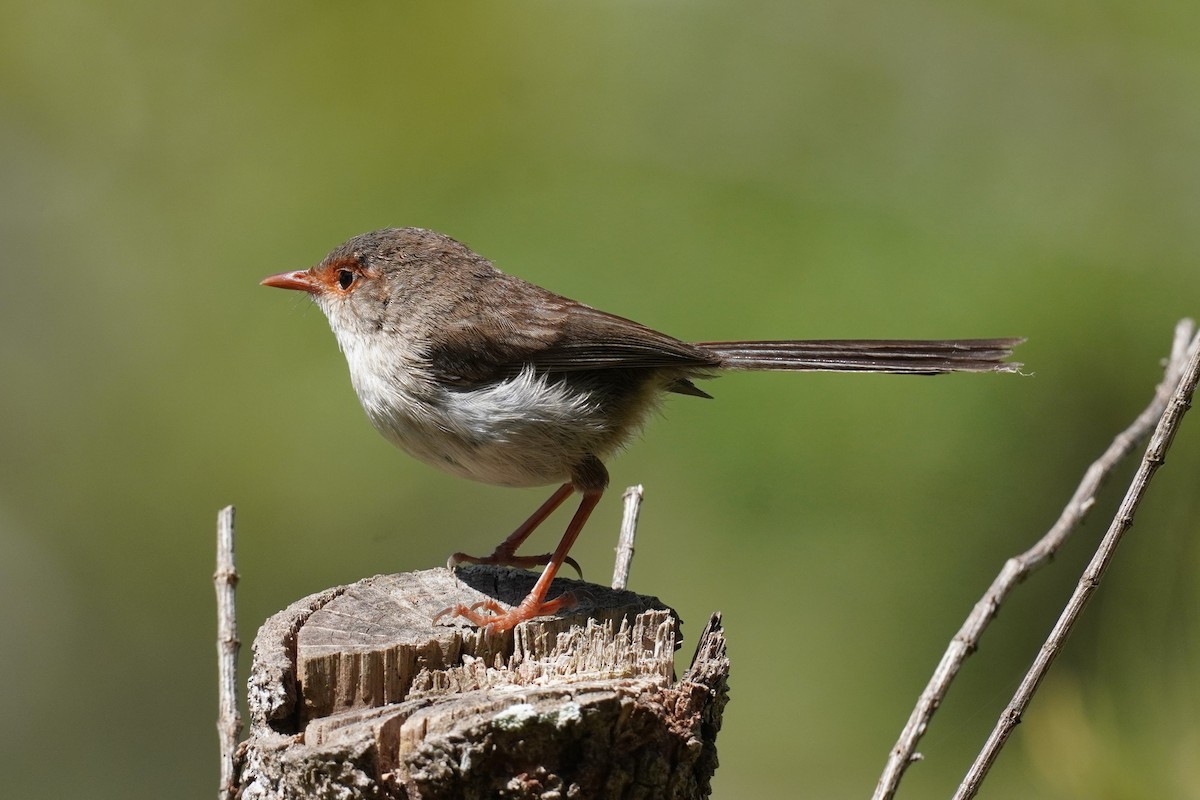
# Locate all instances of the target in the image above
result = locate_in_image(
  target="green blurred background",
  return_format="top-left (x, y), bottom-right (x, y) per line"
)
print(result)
top-left (3, 1), bottom-right (1198, 797)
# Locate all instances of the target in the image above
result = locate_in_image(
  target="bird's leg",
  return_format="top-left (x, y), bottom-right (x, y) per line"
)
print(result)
top-left (446, 483), bottom-right (583, 576)
top-left (437, 488), bottom-right (603, 632)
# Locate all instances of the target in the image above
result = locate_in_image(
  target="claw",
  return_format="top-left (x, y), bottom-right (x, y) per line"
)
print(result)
top-left (563, 555), bottom-right (583, 579)
top-left (432, 592), bottom-right (577, 633)
top-left (432, 598), bottom-right (505, 626)
top-left (447, 550), bottom-right (583, 579)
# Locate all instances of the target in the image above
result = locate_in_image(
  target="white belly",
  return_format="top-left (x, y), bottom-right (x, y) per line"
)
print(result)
top-left (344, 340), bottom-right (623, 487)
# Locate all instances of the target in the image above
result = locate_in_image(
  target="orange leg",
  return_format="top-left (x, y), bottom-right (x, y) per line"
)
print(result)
top-left (437, 489), bottom-right (603, 632)
top-left (446, 483), bottom-right (582, 577)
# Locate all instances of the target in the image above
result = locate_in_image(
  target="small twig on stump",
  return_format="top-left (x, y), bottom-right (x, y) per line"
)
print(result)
top-left (873, 319), bottom-right (1199, 800)
top-left (215, 505), bottom-right (242, 800)
top-left (953, 322), bottom-right (1200, 799)
top-left (613, 484), bottom-right (644, 590)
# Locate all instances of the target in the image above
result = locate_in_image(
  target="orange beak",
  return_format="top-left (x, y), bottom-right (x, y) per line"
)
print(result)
top-left (261, 270), bottom-right (320, 293)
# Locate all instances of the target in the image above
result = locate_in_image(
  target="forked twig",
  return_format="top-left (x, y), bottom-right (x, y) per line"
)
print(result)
top-left (954, 323), bottom-right (1200, 798)
top-left (874, 319), bottom-right (1199, 800)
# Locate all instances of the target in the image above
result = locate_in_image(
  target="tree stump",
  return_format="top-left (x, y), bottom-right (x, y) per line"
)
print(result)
top-left (235, 566), bottom-right (730, 800)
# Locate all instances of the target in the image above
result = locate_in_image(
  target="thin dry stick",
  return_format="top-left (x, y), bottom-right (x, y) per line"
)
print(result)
top-left (872, 319), bottom-right (1199, 800)
top-left (954, 326), bottom-right (1200, 799)
top-left (612, 484), bottom-right (644, 591)
top-left (215, 505), bottom-right (241, 800)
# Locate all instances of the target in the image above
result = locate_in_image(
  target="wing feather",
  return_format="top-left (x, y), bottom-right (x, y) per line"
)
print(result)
top-left (425, 277), bottom-right (720, 388)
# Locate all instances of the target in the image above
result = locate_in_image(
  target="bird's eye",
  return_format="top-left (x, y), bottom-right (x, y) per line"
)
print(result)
top-left (337, 269), bottom-right (355, 291)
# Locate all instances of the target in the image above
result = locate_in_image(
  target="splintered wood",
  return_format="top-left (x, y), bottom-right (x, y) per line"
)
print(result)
top-left (237, 566), bottom-right (729, 800)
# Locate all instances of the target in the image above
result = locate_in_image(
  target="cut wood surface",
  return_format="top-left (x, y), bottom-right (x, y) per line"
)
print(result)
top-left (237, 566), bottom-right (729, 800)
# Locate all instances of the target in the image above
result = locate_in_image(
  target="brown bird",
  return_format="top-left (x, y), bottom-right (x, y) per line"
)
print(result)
top-left (263, 227), bottom-right (1022, 631)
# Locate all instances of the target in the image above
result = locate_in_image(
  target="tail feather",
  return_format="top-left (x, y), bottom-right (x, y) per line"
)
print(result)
top-left (694, 338), bottom-right (1024, 374)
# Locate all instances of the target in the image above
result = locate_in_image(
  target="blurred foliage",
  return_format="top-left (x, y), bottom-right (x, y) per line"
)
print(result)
top-left (2, 1), bottom-right (1199, 798)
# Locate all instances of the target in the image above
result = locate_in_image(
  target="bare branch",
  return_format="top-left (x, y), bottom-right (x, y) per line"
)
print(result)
top-left (954, 322), bottom-right (1200, 799)
top-left (215, 505), bottom-right (242, 800)
top-left (873, 319), bottom-right (1199, 800)
top-left (612, 484), bottom-right (644, 591)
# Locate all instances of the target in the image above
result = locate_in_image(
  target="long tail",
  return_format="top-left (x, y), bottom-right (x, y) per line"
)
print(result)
top-left (694, 338), bottom-right (1024, 374)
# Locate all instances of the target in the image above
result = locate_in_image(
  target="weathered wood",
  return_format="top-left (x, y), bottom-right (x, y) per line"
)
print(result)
top-left (236, 566), bottom-right (729, 800)
top-left (215, 506), bottom-right (241, 800)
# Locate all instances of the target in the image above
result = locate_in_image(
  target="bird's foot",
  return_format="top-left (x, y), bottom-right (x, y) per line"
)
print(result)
top-left (432, 591), bottom-right (578, 633)
top-left (447, 549), bottom-right (582, 579)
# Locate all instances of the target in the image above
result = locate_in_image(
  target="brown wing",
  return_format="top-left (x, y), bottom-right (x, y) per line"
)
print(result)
top-left (425, 276), bottom-right (721, 388)
top-left (528, 303), bottom-right (723, 371)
